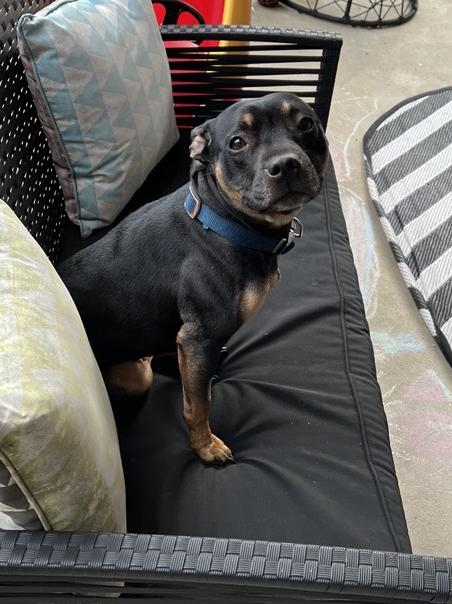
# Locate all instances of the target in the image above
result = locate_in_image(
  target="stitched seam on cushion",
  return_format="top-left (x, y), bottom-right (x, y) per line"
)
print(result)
top-left (0, 450), bottom-right (51, 531)
top-left (323, 171), bottom-right (403, 552)
top-left (17, 15), bottom-right (84, 234)
top-left (35, 0), bottom-right (80, 17)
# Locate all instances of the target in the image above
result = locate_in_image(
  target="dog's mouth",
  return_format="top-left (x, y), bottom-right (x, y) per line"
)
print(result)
top-left (253, 190), bottom-right (310, 216)
top-left (274, 205), bottom-right (303, 215)
top-left (242, 197), bottom-right (303, 221)
top-left (220, 166), bottom-right (323, 226)
top-left (245, 171), bottom-right (321, 216)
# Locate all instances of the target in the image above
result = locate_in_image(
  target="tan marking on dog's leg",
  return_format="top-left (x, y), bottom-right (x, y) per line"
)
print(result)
top-left (240, 273), bottom-right (279, 323)
top-left (107, 356), bottom-right (153, 396)
top-left (177, 326), bottom-right (233, 463)
top-left (240, 287), bottom-right (267, 323)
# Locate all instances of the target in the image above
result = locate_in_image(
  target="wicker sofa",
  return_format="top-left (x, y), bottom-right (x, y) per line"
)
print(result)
top-left (1, 0), bottom-right (452, 601)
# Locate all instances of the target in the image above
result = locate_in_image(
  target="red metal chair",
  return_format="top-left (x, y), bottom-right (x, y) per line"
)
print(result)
top-left (153, 0), bottom-right (221, 25)
top-left (153, 0), bottom-right (253, 26)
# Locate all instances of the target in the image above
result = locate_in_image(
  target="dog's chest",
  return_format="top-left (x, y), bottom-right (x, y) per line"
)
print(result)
top-left (240, 271), bottom-right (280, 323)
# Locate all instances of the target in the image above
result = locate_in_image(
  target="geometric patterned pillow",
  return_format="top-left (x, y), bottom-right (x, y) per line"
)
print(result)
top-left (17, 0), bottom-right (179, 238)
top-left (0, 199), bottom-right (126, 532)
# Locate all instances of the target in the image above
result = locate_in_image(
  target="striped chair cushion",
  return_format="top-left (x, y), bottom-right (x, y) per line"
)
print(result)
top-left (364, 88), bottom-right (452, 365)
top-left (0, 462), bottom-right (42, 530)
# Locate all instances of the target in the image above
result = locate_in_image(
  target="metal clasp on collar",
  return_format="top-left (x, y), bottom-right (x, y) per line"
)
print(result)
top-left (187, 188), bottom-right (202, 219)
top-left (272, 217), bottom-right (303, 255)
top-left (290, 216), bottom-right (303, 240)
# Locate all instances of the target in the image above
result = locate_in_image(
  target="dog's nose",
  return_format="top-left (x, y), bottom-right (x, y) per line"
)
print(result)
top-left (265, 154), bottom-right (301, 179)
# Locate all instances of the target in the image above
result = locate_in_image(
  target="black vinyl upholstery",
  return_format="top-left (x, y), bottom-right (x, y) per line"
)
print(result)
top-left (114, 161), bottom-right (410, 554)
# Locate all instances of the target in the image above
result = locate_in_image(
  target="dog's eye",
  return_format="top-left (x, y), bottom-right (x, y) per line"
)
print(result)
top-left (298, 117), bottom-right (314, 133)
top-left (229, 136), bottom-right (247, 151)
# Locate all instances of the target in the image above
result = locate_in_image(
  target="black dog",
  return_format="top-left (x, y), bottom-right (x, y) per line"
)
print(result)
top-left (58, 93), bottom-right (329, 463)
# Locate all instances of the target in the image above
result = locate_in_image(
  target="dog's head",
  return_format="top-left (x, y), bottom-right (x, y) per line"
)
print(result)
top-left (190, 93), bottom-right (329, 227)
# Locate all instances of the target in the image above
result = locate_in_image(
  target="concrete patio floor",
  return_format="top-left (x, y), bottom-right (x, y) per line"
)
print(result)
top-left (252, 0), bottom-right (452, 557)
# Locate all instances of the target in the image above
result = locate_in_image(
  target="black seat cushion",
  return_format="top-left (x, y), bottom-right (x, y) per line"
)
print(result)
top-left (111, 162), bottom-right (411, 553)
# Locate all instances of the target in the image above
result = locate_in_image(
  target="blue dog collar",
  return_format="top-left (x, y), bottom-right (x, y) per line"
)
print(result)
top-left (184, 188), bottom-right (302, 255)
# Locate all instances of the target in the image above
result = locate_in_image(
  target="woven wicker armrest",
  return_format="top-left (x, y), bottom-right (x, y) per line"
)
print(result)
top-left (1, 531), bottom-right (451, 602)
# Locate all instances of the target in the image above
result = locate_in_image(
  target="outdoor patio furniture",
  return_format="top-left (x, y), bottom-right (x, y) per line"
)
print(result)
top-left (0, 0), bottom-right (451, 602)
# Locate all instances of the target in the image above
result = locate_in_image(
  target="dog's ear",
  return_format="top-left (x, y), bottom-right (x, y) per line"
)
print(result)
top-left (189, 121), bottom-right (212, 161)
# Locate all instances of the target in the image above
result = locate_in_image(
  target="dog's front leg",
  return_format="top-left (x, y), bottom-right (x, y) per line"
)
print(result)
top-left (177, 324), bottom-right (233, 463)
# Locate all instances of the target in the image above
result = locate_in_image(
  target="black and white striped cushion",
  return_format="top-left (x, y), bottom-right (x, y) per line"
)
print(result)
top-left (364, 88), bottom-right (452, 365)
top-left (0, 462), bottom-right (43, 530)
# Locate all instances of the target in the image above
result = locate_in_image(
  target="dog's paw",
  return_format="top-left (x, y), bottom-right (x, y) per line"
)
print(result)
top-left (195, 434), bottom-right (234, 464)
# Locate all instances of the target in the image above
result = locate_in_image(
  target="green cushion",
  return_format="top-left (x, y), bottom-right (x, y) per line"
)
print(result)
top-left (0, 200), bottom-right (126, 531)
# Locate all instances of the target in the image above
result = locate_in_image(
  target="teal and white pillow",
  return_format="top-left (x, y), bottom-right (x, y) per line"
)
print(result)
top-left (17, 0), bottom-right (179, 238)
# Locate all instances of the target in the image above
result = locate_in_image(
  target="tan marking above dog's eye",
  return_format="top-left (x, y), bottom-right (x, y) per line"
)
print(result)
top-left (241, 112), bottom-right (255, 127)
top-left (281, 100), bottom-right (291, 113)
